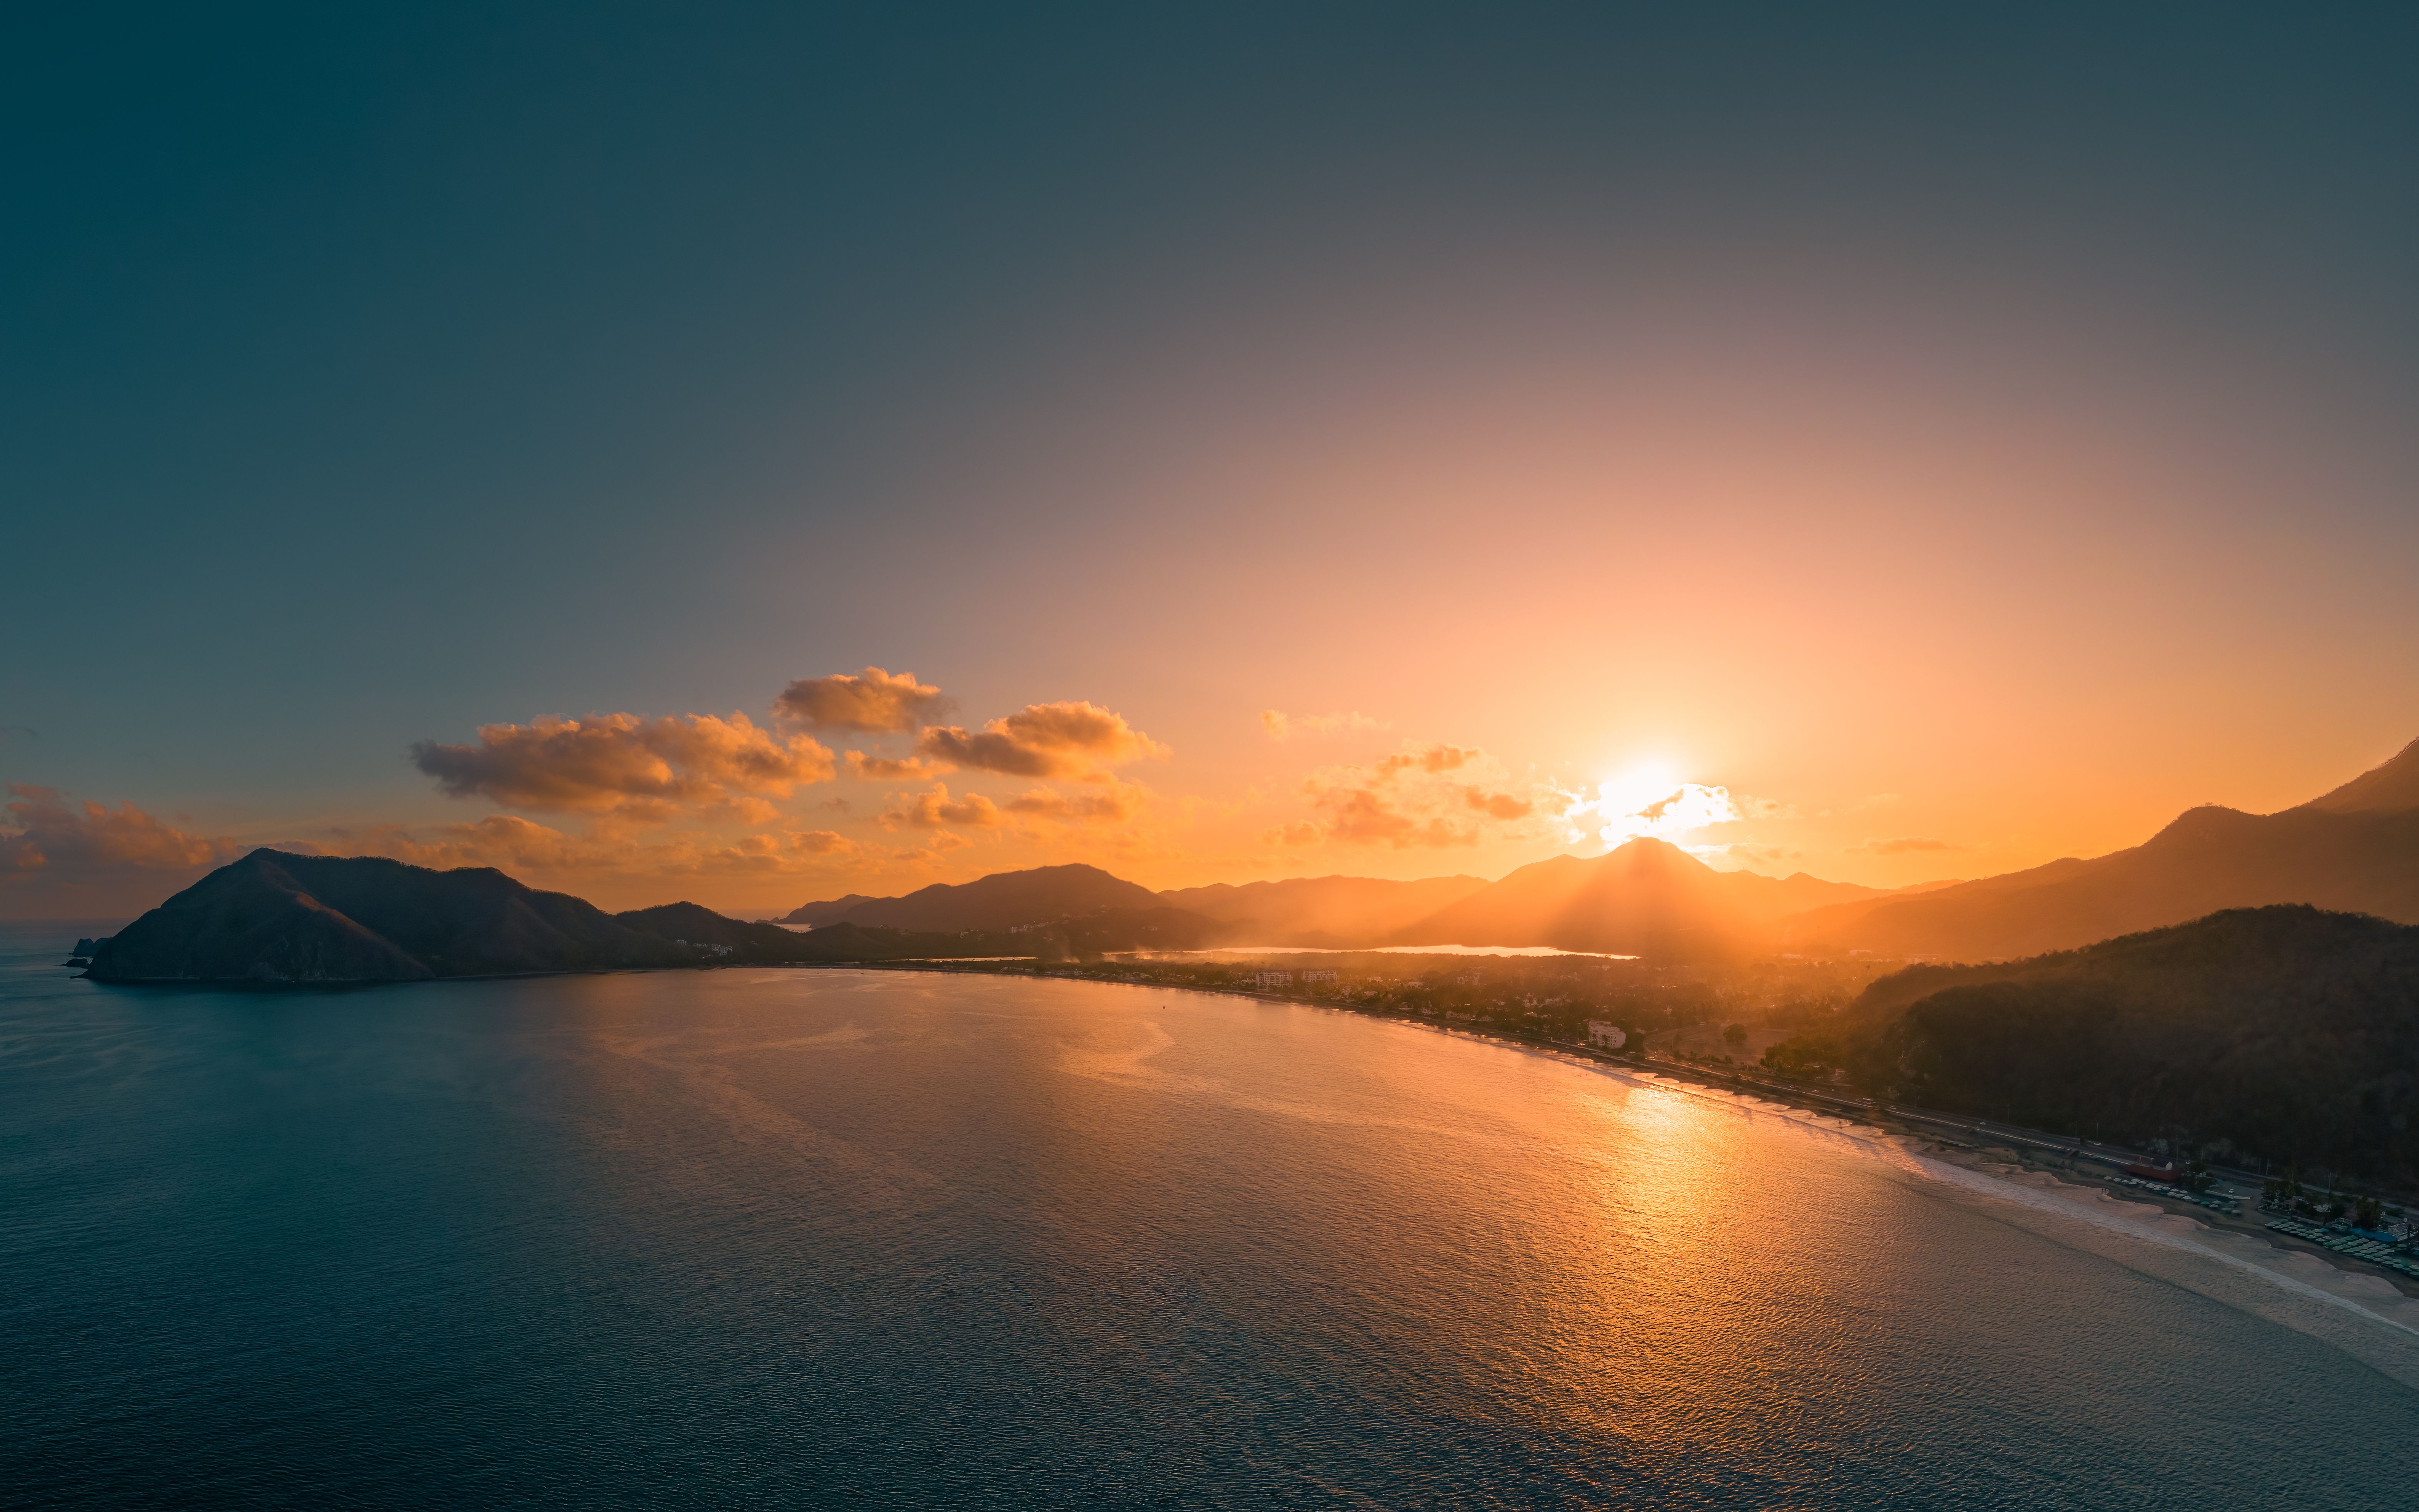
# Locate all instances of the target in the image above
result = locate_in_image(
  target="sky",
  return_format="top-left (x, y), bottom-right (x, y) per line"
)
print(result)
top-left (7, 3), bottom-right (2419, 918)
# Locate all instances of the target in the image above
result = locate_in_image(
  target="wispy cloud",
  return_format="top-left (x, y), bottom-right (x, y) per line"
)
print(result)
top-left (1003, 781), bottom-right (1148, 825)
top-left (317, 814), bottom-right (861, 876)
top-left (1283, 740), bottom-right (1542, 849)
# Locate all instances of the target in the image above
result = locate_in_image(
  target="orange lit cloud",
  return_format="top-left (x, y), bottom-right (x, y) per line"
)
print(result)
top-left (1003, 780), bottom-right (1148, 825)
top-left (1376, 743), bottom-right (1478, 779)
top-left (844, 750), bottom-right (954, 781)
top-left (774, 666), bottom-right (947, 733)
top-left (410, 712), bottom-right (834, 818)
top-left (319, 815), bottom-right (860, 876)
top-left (1283, 742), bottom-right (1541, 849)
top-left (881, 784), bottom-right (1006, 830)
top-left (1314, 786), bottom-right (1479, 848)
top-left (0, 785), bottom-right (248, 894)
top-left (916, 701), bottom-right (1167, 779)
top-left (1463, 787), bottom-right (1535, 821)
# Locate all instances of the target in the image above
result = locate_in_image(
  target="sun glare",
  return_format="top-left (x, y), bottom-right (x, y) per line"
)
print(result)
top-left (1597, 760), bottom-right (1680, 821)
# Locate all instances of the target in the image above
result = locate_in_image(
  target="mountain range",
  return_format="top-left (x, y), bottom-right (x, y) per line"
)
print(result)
top-left (777, 864), bottom-right (1158, 930)
top-left (82, 734), bottom-right (2419, 982)
top-left (83, 851), bottom-right (1035, 983)
top-left (1777, 737), bottom-right (2419, 959)
top-left (771, 734), bottom-right (2419, 960)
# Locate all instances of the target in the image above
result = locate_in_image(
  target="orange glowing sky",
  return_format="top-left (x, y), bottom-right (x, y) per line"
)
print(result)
top-left (7, 10), bottom-right (2418, 917)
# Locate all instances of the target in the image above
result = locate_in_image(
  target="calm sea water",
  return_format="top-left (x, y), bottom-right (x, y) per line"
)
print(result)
top-left (5, 920), bottom-right (2417, 1509)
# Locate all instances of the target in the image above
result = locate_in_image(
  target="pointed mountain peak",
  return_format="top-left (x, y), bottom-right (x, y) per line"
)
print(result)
top-left (2299, 736), bottom-right (2419, 815)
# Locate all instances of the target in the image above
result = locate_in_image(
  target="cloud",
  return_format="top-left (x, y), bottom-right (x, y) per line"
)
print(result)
top-left (916, 701), bottom-right (1167, 779)
top-left (774, 667), bottom-right (947, 733)
top-left (881, 784), bottom-right (1005, 830)
top-left (1278, 739), bottom-right (1542, 849)
top-left (1376, 743), bottom-right (1477, 779)
top-left (1, 786), bottom-right (248, 897)
top-left (1463, 787), bottom-right (1535, 821)
top-left (1848, 836), bottom-right (1958, 854)
top-left (1314, 787), bottom-right (1480, 848)
top-left (1003, 781), bottom-right (1147, 824)
top-left (1261, 709), bottom-right (1383, 741)
top-left (1574, 780), bottom-right (1789, 849)
top-left (844, 750), bottom-right (954, 781)
top-left (321, 815), bottom-right (861, 876)
top-left (410, 712), bottom-right (834, 817)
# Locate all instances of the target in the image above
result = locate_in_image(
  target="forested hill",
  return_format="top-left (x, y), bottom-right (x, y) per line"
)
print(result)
top-left (83, 851), bottom-right (1222, 983)
top-left (1763, 906), bottom-right (2419, 1185)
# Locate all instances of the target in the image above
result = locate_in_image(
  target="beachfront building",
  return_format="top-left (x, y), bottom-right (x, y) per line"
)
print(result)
top-left (1301, 969), bottom-right (1339, 984)
top-left (1587, 1020), bottom-right (1627, 1050)
top-left (1248, 969), bottom-right (1294, 990)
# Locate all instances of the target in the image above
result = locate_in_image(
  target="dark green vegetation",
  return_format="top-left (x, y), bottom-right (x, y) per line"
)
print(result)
top-left (86, 851), bottom-right (1223, 984)
top-left (1763, 906), bottom-right (2419, 1185)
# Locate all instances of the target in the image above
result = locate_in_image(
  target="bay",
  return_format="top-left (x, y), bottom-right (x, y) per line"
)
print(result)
top-left (4, 922), bottom-right (2416, 1509)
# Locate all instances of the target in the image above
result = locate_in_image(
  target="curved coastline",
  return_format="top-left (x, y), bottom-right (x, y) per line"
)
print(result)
top-left (982, 967), bottom-right (2419, 1375)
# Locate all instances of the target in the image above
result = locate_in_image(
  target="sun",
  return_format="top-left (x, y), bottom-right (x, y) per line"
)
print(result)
top-left (1596, 758), bottom-right (1681, 819)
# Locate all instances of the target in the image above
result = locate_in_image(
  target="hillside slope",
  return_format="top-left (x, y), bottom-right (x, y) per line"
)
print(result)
top-left (780, 864), bottom-right (1160, 930)
top-left (1768, 905), bottom-right (2419, 1183)
top-left (90, 850), bottom-right (693, 982)
top-left (1394, 838), bottom-right (1768, 957)
top-left (1158, 874), bottom-right (1488, 946)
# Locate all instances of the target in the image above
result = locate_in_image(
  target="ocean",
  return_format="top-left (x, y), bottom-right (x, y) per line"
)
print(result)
top-left (5, 921), bottom-right (2416, 1509)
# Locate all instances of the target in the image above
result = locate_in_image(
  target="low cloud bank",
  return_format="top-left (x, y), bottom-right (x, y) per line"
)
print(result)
top-left (0, 785), bottom-right (249, 914)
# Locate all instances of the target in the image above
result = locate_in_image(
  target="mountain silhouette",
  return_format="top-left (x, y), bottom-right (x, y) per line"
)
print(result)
top-left (1158, 874), bottom-right (1488, 946)
top-left (779, 863), bottom-right (1160, 931)
top-left (1779, 737), bottom-right (2419, 959)
top-left (88, 849), bottom-right (694, 982)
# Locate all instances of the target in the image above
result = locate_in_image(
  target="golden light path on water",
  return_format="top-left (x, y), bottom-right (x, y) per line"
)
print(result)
top-left (12, 952), bottom-right (2419, 1507)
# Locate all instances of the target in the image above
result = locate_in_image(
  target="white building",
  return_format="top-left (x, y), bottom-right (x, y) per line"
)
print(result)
top-left (1587, 1020), bottom-right (1627, 1050)
top-left (1301, 969), bottom-right (1339, 984)
top-left (1248, 969), bottom-right (1294, 990)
